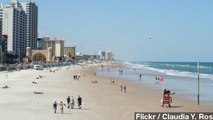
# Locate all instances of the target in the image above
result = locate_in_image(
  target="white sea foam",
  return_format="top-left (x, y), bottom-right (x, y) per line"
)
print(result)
top-left (127, 62), bottom-right (213, 81)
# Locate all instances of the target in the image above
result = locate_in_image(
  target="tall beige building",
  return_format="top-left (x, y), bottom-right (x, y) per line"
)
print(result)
top-left (43, 38), bottom-right (64, 59)
top-left (64, 46), bottom-right (76, 58)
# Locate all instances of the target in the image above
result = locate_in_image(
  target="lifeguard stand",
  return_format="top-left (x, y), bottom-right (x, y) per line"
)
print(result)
top-left (161, 89), bottom-right (172, 107)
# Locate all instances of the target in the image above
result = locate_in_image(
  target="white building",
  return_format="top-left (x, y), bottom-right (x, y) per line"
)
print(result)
top-left (22, 1), bottom-right (38, 50)
top-left (99, 50), bottom-right (105, 60)
top-left (1, 0), bottom-right (27, 56)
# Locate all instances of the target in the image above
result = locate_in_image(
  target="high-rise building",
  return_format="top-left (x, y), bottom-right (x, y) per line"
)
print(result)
top-left (0, 17), bottom-right (2, 43)
top-left (99, 50), bottom-right (114, 60)
top-left (1, 0), bottom-right (27, 56)
top-left (64, 46), bottom-right (76, 58)
top-left (99, 51), bottom-right (105, 60)
top-left (43, 37), bottom-right (64, 58)
top-left (37, 37), bottom-right (44, 50)
top-left (22, 1), bottom-right (38, 50)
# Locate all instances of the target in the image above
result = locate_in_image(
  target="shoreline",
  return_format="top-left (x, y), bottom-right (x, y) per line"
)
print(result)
top-left (97, 61), bottom-right (213, 101)
top-left (0, 63), bottom-right (212, 120)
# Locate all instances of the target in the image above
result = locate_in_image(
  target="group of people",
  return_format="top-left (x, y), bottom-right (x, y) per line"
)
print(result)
top-left (36, 75), bottom-right (43, 79)
top-left (73, 74), bottom-right (81, 80)
top-left (118, 70), bottom-right (123, 75)
top-left (53, 96), bottom-right (83, 114)
top-left (120, 85), bottom-right (127, 93)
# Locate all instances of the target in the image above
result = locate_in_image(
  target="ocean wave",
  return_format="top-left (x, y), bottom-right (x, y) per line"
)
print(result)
top-left (125, 61), bottom-right (148, 68)
top-left (128, 62), bottom-right (213, 81)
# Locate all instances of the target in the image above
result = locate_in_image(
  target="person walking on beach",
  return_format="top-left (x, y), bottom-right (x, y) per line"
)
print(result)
top-left (53, 101), bottom-right (57, 113)
top-left (67, 96), bottom-right (70, 108)
top-left (77, 96), bottom-right (82, 109)
top-left (70, 96), bottom-right (75, 109)
top-left (59, 101), bottom-right (65, 114)
top-left (156, 76), bottom-right (159, 84)
top-left (78, 74), bottom-right (81, 80)
top-left (139, 74), bottom-right (142, 80)
top-left (124, 85), bottom-right (127, 93)
top-left (120, 85), bottom-right (123, 92)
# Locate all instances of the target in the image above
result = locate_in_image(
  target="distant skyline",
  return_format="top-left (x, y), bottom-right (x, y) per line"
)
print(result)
top-left (2, 0), bottom-right (213, 62)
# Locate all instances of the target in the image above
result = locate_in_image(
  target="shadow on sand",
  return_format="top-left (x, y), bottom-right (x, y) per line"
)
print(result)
top-left (55, 113), bottom-right (72, 115)
top-left (72, 108), bottom-right (91, 110)
top-left (170, 106), bottom-right (183, 108)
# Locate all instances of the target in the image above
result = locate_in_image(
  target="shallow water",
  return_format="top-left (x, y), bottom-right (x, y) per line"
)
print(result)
top-left (96, 62), bottom-right (213, 101)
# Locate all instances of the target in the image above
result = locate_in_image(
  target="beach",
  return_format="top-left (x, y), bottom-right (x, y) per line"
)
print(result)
top-left (0, 63), bottom-right (213, 120)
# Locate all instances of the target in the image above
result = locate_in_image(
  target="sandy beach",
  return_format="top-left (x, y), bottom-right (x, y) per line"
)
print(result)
top-left (0, 63), bottom-right (213, 120)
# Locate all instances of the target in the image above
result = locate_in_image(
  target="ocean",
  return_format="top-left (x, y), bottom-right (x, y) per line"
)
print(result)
top-left (97, 61), bottom-right (213, 102)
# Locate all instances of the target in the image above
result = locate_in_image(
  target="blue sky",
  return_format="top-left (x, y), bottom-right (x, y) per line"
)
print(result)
top-left (3, 0), bottom-right (213, 62)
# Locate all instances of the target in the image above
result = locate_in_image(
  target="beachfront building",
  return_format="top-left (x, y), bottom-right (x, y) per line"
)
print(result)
top-left (21, 1), bottom-right (38, 50)
top-left (26, 37), bottom-right (65, 62)
top-left (99, 51), bottom-right (105, 60)
top-left (1, 0), bottom-right (27, 56)
top-left (1, 35), bottom-right (8, 53)
top-left (75, 53), bottom-right (100, 62)
top-left (64, 46), bottom-right (76, 58)
top-left (43, 38), bottom-right (64, 61)
top-left (26, 47), bottom-right (53, 62)
top-left (98, 50), bottom-right (114, 60)
top-left (105, 51), bottom-right (114, 60)
top-left (0, 17), bottom-right (2, 43)
top-left (37, 37), bottom-right (44, 50)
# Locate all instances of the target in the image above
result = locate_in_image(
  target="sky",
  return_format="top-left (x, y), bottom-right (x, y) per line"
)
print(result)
top-left (2, 0), bottom-right (213, 62)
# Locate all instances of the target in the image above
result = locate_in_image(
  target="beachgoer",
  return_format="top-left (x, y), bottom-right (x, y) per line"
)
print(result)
top-left (59, 101), bottom-right (65, 114)
top-left (32, 81), bottom-right (38, 84)
top-left (156, 76), bottom-right (159, 84)
top-left (121, 70), bottom-right (123, 75)
top-left (53, 101), bottom-right (57, 113)
top-left (139, 74), bottom-right (142, 80)
top-left (120, 85), bottom-right (123, 92)
top-left (2, 85), bottom-right (9, 89)
top-left (70, 96), bottom-right (74, 109)
top-left (124, 85), bottom-right (127, 93)
top-left (67, 96), bottom-right (71, 108)
top-left (77, 96), bottom-right (82, 109)
top-left (78, 74), bottom-right (81, 80)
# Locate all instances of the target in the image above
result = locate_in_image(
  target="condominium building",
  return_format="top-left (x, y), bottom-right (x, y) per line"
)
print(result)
top-left (99, 50), bottom-right (114, 60)
top-left (43, 38), bottom-right (64, 58)
top-left (1, 0), bottom-right (27, 56)
top-left (0, 17), bottom-right (2, 42)
top-left (64, 46), bottom-right (76, 58)
top-left (99, 51), bottom-right (105, 60)
top-left (37, 37), bottom-right (44, 50)
top-left (22, 1), bottom-right (38, 50)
